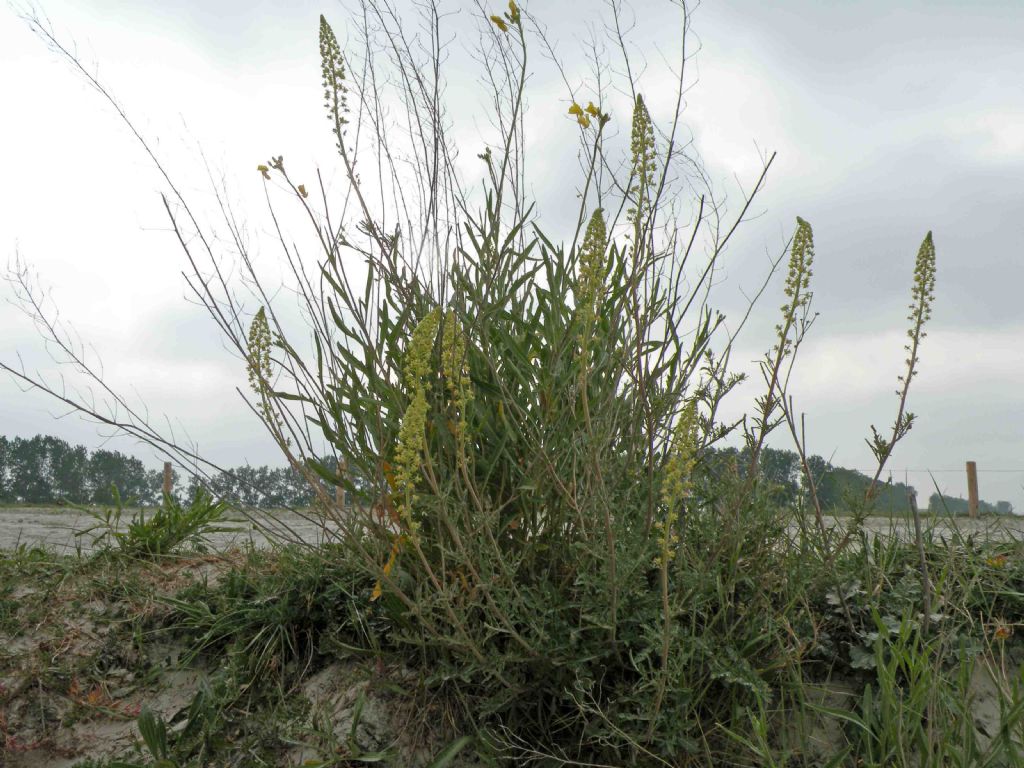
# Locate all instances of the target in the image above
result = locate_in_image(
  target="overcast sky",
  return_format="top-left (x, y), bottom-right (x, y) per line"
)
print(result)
top-left (1, 0), bottom-right (1022, 509)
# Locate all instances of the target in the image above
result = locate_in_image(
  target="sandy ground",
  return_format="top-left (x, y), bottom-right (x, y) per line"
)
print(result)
top-left (2, 506), bottom-right (1024, 553)
top-left (3, 507), bottom-right (1023, 765)
top-left (0, 506), bottom-right (341, 553)
top-left (797, 513), bottom-right (1024, 542)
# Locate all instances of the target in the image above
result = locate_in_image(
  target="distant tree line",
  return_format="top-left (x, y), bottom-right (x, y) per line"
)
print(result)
top-left (1, 434), bottom-right (1013, 515)
top-left (183, 457), bottom-right (351, 509)
top-left (0, 434), bottom-right (347, 508)
top-left (702, 446), bottom-right (1013, 516)
top-left (927, 493), bottom-right (1014, 517)
top-left (0, 435), bottom-right (164, 505)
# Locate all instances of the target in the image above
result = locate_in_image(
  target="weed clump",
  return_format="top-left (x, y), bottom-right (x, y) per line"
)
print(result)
top-left (223, 9), bottom-right (954, 764)
top-left (14, 2), bottom-right (1023, 766)
top-left (76, 488), bottom-right (236, 558)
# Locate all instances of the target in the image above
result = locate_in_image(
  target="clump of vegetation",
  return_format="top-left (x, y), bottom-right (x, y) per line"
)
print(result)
top-left (76, 488), bottom-right (236, 557)
top-left (214, 5), bottom-right (949, 760)
top-left (8, 1), bottom-right (1024, 766)
top-left (6, 534), bottom-right (1024, 766)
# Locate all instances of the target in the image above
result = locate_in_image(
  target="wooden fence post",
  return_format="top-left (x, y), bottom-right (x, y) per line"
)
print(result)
top-left (966, 461), bottom-right (979, 519)
top-left (163, 462), bottom-right (173, 498)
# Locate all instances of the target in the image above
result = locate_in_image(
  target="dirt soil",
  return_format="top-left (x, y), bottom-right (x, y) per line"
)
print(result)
top-left (0, 549), bottom-right (471, 767)
top-left (4, 511), bottom-right (1024, 766)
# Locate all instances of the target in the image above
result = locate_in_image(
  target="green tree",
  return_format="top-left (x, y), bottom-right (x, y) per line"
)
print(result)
top-left (0, 436), bottom-right (9, 502)
top-left (928, 493), bottom-right (998, 516)
top-left (753, 447), bottom-right (800, 505)
top-left (44, 436), bottom-right (89, 503)
top-left (87, 449), bottom-right (150, 504)
top-left (8, 435), bottom-right (53, 503)
top-left (812, 464), bottom-right (915, 514)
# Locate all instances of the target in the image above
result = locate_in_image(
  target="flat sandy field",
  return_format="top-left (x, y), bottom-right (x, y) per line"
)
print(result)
top-left (3, 505), bottom-right (1023, 552)
top-left (0, 506), bottom-right (338, 553)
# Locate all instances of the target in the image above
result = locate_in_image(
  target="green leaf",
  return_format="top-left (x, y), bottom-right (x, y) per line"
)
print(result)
top-left (849, 644), bottom-right (877, 670)
top-left (269, 389), bottom-right (311, 402)
top-left (425, 735), bottom-right (474, 767)
top-left (137, 706), bottom-right (169, 760)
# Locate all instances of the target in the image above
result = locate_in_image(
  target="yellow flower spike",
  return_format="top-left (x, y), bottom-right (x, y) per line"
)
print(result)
top-left (247, 307), bottom-right (288, 439)
top-left (297, 184), bottom-right (308, 199)
top-left (576, 208), bottom-right (608, 330)
top-left (441, 311), bottom-right (474, 452)
top-left (404, 308), bottom-right (441, 390)
top-left (585, 101), bottom-right (600, 117)
top-left (507, 0), bottom-right (520, 24)
top-left (246, 307), bottom-right (273, 391)
top-left (577, 114), bottom-right (591, 128)
top-left (320, 15), bottom-right (350, 135)
top-left (656, 401), bottom-right (699, 566)
top-left (392, 309), bottom-right (441, 537)
top-left (629, 94), bottom-right (657, 222)
top-left (256, 164), bottom-right (270, 180)
top-left (490, 14), bottom-right (509, 32)
top-left (568, 103), bottom-right (584, 116)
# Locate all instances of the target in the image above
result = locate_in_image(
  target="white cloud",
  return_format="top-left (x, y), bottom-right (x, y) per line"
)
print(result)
top-left (946, 111), bottom-right (1024, 162)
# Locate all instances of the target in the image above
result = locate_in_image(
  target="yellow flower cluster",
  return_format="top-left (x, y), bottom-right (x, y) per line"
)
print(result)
top-left (247, 307), bottom-right (287, 438)
top-left (247, 307), bottom-right (273, 394)
top-left (908, 231), bottom-right (936, 332)
top-left (629, 95), bottom-right (657, 223)
top-left (441, 311), bottom-right (473, 451)
top-left (393, 309), bottom-right (441, 535)
top-left (576, 208), bottom-right (607, 333)
top-left (776, 217), bottom-right (815, 354)
top-left (320, 15), bottom-right (349, 152)
top-left (656, 401), bottom-right (698, 565)
top-left (490, 1), bottom-right (520, 33)
top-left (568, 101), bottom-right (605, 129)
